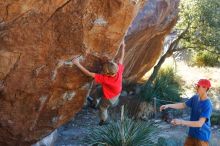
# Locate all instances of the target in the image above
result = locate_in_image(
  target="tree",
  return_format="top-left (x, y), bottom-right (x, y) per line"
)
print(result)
top-left (176, 0), bottom-right (220, 54)
top-left (140, 0), bottom-right (220, 101)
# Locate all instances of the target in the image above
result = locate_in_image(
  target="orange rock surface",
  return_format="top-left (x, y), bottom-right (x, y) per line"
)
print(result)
top-left (124, 0), bottom-right (179, 81)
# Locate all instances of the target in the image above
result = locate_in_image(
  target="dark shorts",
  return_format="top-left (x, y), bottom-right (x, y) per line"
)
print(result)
top-left (98, 94), bottom-right (120, 121)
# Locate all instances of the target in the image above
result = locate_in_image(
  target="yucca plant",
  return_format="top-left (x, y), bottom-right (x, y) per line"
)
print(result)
top-left (84, 118), bottom-right (157, 146)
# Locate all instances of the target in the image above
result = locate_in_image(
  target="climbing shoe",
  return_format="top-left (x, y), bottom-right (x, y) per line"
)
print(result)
top-left (98, 120), bottom-right (109, 126)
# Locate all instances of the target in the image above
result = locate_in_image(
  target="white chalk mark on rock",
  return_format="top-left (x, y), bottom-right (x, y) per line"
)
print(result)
top-left (62, 91), bottom-right (76, 101)
top-left (94, 18), bottom-right (108, 26)
top-left (51, 55), bottom-right (84, 81)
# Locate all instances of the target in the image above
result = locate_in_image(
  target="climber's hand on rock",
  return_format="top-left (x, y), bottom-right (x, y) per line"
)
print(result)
top-left (72, 57), bottom-right (80, 65)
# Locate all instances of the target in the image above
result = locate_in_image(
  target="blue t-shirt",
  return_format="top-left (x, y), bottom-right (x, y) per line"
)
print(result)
top-left (185, 94), bottom-right (212, 141)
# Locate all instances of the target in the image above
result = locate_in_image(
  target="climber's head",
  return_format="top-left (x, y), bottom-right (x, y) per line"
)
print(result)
top-left (103, 61), bottom-right (118, 76)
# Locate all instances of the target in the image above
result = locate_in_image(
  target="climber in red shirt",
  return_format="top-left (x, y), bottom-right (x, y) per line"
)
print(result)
top-left (72, 40), bottom-right (125, 126)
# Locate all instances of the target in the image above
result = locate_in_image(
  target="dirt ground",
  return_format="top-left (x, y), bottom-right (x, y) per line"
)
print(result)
top-left (52, 105), bottom-right (220, 146)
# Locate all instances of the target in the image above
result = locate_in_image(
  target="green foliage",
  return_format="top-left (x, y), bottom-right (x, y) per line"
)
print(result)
top-left (211, 112), bottom-right (220, 125)
top-left (140, 67), bottom-right (182, 105)
top-left (84, 118), bottom-right (156, 146)
top-left (176, 0), bottom-right (220, 54)
top-left (191, 51), bottom-right (220, 67)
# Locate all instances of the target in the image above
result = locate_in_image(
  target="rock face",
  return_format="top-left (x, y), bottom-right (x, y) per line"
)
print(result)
top-left (124, 0), bottom-right (179, 81)
top-left (0, 0), bottom-right (179, 145)
top-left (0, 0), bottom-right (144, 145)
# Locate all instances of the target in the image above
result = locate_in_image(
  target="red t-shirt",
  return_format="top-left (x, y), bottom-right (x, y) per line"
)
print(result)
top-left (94, 64), bottom-right (124, 99)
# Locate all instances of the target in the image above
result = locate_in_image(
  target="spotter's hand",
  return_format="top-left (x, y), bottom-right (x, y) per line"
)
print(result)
top-left (171, 119), bottom-right (183, 126)
top-left (160, 105), bottom-right (169, 111)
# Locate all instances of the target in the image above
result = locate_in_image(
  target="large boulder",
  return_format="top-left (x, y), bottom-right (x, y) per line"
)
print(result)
top-left (0, 0), bottom-right (144, 145)
top-left (124, 0), bottom-right (179, 81)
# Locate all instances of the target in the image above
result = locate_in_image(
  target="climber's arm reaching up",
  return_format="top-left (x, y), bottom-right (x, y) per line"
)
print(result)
top-left (118, 40), bottom-right (125, 64)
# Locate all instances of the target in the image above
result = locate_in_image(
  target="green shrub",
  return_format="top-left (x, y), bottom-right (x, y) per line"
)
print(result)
top-left (140, 67), bottom-right (182, 105)
top-left (139, 84), bottom-right (155, 103)
top-left (84, 118), bottom-right (156, 146)
top-left (192, 51), bottom-right (220, 67)
top-left (211, 112), bottom-right (220, 125)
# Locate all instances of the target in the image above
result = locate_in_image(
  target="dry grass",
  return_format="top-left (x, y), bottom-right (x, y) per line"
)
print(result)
top-left (142, 57), bottom-right (220, 110)
top-left (175, 60), bottom-right (220, 110)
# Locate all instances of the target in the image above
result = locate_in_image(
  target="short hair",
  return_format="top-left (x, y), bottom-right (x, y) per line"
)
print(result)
top-left (103, 61), bottom-right (118, 76)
